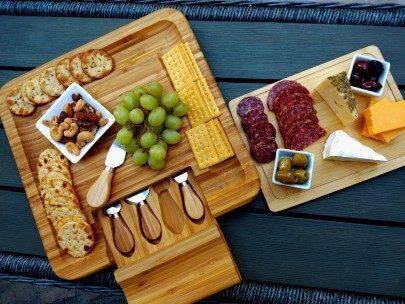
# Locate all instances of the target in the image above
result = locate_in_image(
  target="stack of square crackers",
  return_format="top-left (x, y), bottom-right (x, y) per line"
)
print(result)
top-left (161, 43), bottom-right (234, 169)
top-left (37, 149), bottom-right (94, 258)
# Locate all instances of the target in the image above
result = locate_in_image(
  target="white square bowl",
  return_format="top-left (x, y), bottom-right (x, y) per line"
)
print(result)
top-left (35, 82), bottom-right (115, 163)
top-left (347, 53), bottom-right (390, 97)
top-left (272, 148), bottom-right (314, 190)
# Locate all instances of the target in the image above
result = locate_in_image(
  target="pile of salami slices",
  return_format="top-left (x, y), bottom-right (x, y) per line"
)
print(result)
top-left (237, 96), bottom-right (278, 163)
top-left (267, 80), bottom-right (326, 150)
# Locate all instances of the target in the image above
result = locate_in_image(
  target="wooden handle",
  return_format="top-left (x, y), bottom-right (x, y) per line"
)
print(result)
top-left (112, 216), bottom-right (135, 255)
top-left (138, 203), bottom-right (162, 242)
top-left (86, 169), bottom-right (113, 208)
top-left (159, 190), bottom-right (184, 234)
top-left (181, 183), bottom-right (205, 221)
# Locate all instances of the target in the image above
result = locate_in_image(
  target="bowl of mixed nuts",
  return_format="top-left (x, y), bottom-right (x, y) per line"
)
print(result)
top-left (35, 82), bottom-right (115, 163)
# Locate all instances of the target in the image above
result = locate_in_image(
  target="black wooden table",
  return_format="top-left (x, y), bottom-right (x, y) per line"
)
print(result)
top-left (0, 14), bottom-right (404, 303)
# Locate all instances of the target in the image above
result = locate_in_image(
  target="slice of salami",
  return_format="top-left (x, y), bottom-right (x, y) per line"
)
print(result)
top-left (241, 109), bottom-right (268, 132)
top-left (267, 80), bottom-right (296, 110)
top-left (282, 117), bottom-right (320, 143)
top-left (275, 93), bottom-right (314, 117)
top-left (237, 96), bottom-right (264, 117)
top-left (246, 121), bottom-right (276, 143)
top-left (287, 125), bottom-right (327, 151)
top-left (273, 84), bottom-right (310, 113)
top-left (251, 138), bottom-right (278, 163)
top-left (278, 106), bottom-right (318, 128)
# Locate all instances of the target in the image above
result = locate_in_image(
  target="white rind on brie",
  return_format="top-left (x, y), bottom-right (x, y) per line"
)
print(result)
top-left (323, 130), bottom-right (387, 163)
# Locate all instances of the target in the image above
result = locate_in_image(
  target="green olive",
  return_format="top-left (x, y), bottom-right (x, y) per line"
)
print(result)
top-left (292, 153), bottom-right (308, 169)
top-left (278, 157), bottom-right (292, 172)
top-left (294, 169), bottom-right (309, 183)
top-left (276, 171), bottom-right (298, 184)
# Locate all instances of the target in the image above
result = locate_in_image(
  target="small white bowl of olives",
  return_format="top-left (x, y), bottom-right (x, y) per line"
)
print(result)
top-left (272, 148), bottom-right (314, 190)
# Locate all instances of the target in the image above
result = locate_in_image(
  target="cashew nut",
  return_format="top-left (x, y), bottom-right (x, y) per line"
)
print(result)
top-left (98, 117), bottom-right (108, 127)
top-left (63, 122), bottom-right (79, 137)
top-left (59, 121), bottom-right (70, 131)
top-left (64, 117), bottom-right (73, 125)
top-left (42, 119), bottom-right (58, 127)
top-left (74, 99), bottom-right (86, 112)
top-left (66, 142), bottom-right (80, 155)
top-left (50, 126), bottom-right (63, 141)
top-left (76, 131), bottom-right (95, 148)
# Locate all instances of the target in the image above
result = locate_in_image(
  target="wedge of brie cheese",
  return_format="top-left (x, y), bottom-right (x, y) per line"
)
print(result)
top-left (323, 130), bottom-right (387, 163)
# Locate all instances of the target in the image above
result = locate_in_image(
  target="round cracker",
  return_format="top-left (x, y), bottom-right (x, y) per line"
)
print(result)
top-left (56, 58), bottom-right (78, 87)
top-left (81, 49), bottom-right (114, 79)
top-left (40, 67), bottom-right (66, 97)
top-left (25, 76), bottom-right (55, 105)
top-left (69, 53), bottom-right (94, 83)
top-left (6, 86), bottom-right (36, 116)
top-left (38, 148), bottom-right (69, 168)
top-left (57, 218), bottom-right (94, 258)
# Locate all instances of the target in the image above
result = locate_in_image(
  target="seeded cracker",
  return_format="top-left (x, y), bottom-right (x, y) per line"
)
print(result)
top-left (25, 76), bottom-right (55, 105)
top-left (70, 53), bottom-right (94, 83)
top-left (56, 58), bottom-right (78, 87)
top-left (161, 44), bottom-right (194, 91)
top-left (81, 49), bottom-right (114, 79)
top-left (186, 123), bottom-right (220, 169)
top-left (6, 86), bottom-right (36, 116)
top-left (40, 67), bottom-right (66, 97)
top-left (179, 82), bottom-right (212, 127)
top-left (206, 119), bottom-right (234, 161)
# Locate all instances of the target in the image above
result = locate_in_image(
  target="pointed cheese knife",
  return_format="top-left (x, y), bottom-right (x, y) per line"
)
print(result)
top-left (87, 140), bottom-right (126, 208)
top-left (174, 172), bottom-right (205, 221)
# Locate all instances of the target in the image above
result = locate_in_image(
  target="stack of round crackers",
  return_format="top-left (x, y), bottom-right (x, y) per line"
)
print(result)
top-left (6, 49), bottom-right (114, 116)
top-left (37, 148), bottom-right (95, 258)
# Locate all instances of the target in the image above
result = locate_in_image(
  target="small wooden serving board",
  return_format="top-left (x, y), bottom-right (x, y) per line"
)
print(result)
top-left (229, 45), bottom-right (404, 212)
top-left (0, 9), bottom-right (260, 281)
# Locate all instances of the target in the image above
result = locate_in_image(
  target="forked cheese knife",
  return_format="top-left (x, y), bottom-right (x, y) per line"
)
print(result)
top-left (87, 140), bottom-right (126, 208)
top-left (174, 172), bottom-right (205, 221)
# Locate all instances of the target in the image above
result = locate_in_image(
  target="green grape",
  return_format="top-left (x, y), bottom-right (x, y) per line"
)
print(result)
top-left (172, 102), bottom-right (188, 117)
top-left (140, 131), bottom-right (157, 148)
top-left (129, 108), bottom-right (144, 124)
top-left (156, 139), bottom-right (168, 151)
top-left (140, 94), bottom-right (159, 111)
top-left (133, 148), bottom-right (148, 166)
top-left (161, 91), bottom-right (179, 108)
top-left (122, 92), bottom-right (140, 111)
top-left (162, 129), bottom-right (181, 144)
top-left (133, 85), bottom-right (148, 96)
top-left (125, 138), bottom-right (140, 154)
top-left (148, 107), bottom-right (166, 127)
top-left (113, 106), bottom-right (130, 125)
top-left (164, 114), bottom-right (182, 130)
top-left (149, 144), bottom-right (166, 161)
top-left (148, 123), bottom-right (164, 135)
top-left (147, 81), bottom-right (163, 100)
top-left (148, 156), bottom-right (165, 170)
top-left (116, 127), bottom-right (133, 145)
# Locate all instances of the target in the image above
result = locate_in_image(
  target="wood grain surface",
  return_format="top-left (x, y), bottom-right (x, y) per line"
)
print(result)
top-left (1, 15), bottom-right (405, 298)
top-left (229, 45), bottom-right (404, 212)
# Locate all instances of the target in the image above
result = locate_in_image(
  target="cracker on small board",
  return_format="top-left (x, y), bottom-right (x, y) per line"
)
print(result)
top-left (40, 67), bottom-right (66, 97)
top-left (206, 119), bottom-right (234, 161)
top-left (179, 82), bottom-right (212, 127)
top-left (197, 78), bottom-right (220, 118)
top-left (25, 76), bottom-right (55, 105)
top-left (6, 86), bottom-right (36, 116)
top-left (69, 53), bottom-right (94, 83)
top-left (81, 49), bottom-right (114, 79)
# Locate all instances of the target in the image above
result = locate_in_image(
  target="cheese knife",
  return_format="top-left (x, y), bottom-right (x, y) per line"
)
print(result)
top-left (125, 188), bottom-right (162, 242)
top-left (174, 172), bottom-right (205, 221)
top-left (104, 202), bottom-right (135, 256)
top-left (87, 140), bottom-right (126, 208)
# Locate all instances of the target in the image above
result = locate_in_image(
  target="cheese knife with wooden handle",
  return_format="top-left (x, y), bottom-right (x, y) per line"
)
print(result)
top-left (174, 172), bottom-right (205, 221)
top-left (87, 140), bottom-right (126, 208)
top-left (104, 202), bottom-right (135, 256)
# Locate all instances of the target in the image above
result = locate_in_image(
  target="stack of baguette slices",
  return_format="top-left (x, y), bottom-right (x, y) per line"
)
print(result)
top-left (37, 148), bottom-right (94, 258)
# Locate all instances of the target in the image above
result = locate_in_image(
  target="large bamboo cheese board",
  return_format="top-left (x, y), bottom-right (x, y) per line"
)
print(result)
top-left (229, 45), bottom-right (404, 212)
top-left (0, 8), bottom-right (260, 301)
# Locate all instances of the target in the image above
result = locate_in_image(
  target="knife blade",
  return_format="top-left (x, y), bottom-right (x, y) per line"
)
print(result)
top-left (87, 140), bottom-right (126, 208)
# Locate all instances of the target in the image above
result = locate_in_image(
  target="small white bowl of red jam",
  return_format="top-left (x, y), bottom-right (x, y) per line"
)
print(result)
top-left (347, 54), bottom-right (390, 97)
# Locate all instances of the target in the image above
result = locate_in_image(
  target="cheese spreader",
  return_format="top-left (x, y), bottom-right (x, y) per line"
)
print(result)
top-left (87, 140), bottom-right (126, 208)
top-left (125, 188), bottom-right (162, 242)
top-left (104, 202), bottom-right (135, 256)
top-left (174, 172), bottom-right (205, 221)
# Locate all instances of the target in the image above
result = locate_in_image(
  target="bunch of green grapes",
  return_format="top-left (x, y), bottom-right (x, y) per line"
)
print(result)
top-left (113, 81), bottom-right (188, 170)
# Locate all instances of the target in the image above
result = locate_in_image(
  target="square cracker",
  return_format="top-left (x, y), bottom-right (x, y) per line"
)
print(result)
top-left (161, 44), bottom-right (193, 91)
top-left (197, 78), bottom-right (221, 118)
top-left (179, 82), bottom-right (212, 127)
top-left (180, 43), bottom-right (203, 80)
top-left (186, 124), bottom-right (220, 169)
top-left (206, 119), bottom-right (234, 161)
